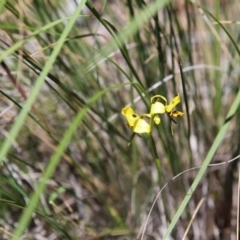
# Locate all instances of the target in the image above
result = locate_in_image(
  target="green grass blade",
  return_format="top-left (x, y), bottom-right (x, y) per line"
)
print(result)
top-left (11, 83), bottom-right (124, 239)
top-left (0, 1), bottom-right (87, 167)
top-left (0, 15), bottom-right (81, 62)
top-left (162, 4), bottom-right (240, 237)
top-left (0, 0), bottom-right (6, 14)
top-left (85, 0), bottom-right (172, 73)
top-left (162, 87), bottom-right (240, 239)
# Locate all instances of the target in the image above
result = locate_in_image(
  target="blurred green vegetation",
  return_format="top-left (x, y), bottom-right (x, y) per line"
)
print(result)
top-left (0, 0), bottom-right (240, 239)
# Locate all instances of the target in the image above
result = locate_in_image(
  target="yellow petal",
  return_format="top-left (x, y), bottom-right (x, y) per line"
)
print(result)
top-left (153, 115), bottom-right (161, 125)
top-left (169, 111), bottom-right (184, 117)
top-left (165, 94), bottom-right (180, 112)
top-left (150, 101), bottom-right (165, 114)
top-left (133, 118), bottom-right (150, 133)
top-left (121, 106), bottom-right (139, 127)
top-left (121, 106), bottom-right (134, 116)
top-left (151, 95), bottom-right (167, 103)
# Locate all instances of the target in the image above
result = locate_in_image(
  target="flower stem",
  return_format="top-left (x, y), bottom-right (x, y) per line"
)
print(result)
top-left (150, 135), bottom-right (162, 184)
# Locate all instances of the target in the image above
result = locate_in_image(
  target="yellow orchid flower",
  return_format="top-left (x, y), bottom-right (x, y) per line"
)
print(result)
top-left (121, 106), bottom-right (150, 134)
top-left (147, 94), bottom-right (184, 125)
top-left (121, 94), bottom-right (183, 139)
top-left (149, 94), bottom-right (184, 135)
top-left (150, 94), bottom-right (184, 118)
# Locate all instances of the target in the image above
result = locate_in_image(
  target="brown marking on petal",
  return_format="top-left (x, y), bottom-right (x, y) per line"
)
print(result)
top-left (132, 114), bottom-right (138, 118)
top-left (171, 111), bottom-right (184, 117)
